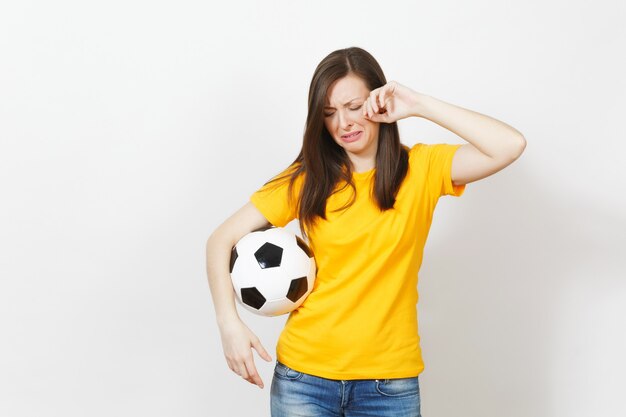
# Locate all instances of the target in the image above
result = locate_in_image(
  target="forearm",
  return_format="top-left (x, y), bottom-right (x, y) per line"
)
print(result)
top-left (206, 233), bottom-right (241, 328)
top-left (411, 93), bottom-right (526, 159)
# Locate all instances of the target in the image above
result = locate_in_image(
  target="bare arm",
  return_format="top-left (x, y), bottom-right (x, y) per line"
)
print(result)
top-left (205, 234), bottom-right (241, 328)
top-left (361, 82), bottom-right (526, 186)
top-left (411, 93), bottom-right (527, 186)
top-left (206, 201), bottom-right (273, 388)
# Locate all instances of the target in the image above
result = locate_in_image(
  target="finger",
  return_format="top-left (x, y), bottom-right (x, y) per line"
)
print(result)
top-left (367, 113), bottom-right (380, 122)
top-left (237, 360), bottom-right (249, 380)
top-left (366, 99), bottom-right (374, 118)
top-left (251, 339), bottom-right (273, 362)
top-left (387, 81), bottom-right (396, 98)
top-left (242, 373), bottom-right (257, 387)
top-left (243, 358), bottom-right (264, 388)
top-left (227, 358), bottom-right (240, 376)
top-left (381, 82), bottom-right (395, 110)
top-left (379, 90), bottom-right (387, 111)
top-left (368, 112), bottom-right (390, 124)
top-left (369, 91), bottom-right (379, 113)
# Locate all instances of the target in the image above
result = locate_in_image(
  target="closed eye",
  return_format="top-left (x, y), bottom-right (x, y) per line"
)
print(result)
top-left (324, 105), bottom-right (362, 118)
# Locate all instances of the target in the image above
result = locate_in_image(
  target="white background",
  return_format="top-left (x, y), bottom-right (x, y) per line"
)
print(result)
top-left (1, 1), bottom-right (625, 416)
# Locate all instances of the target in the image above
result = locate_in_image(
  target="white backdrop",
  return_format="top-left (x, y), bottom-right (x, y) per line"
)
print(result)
top-left (1, 1), bottom-right (625, 416)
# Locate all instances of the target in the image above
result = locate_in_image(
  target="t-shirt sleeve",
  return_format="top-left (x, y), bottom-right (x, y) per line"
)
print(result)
top-left (249, 164), bottom-right (302, 227)
top-left (424, 143), bottom-right (466, 198)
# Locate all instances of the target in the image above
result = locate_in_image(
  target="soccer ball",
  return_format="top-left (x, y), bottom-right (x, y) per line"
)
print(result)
top-left (229, 225), bottom-right (316, 317)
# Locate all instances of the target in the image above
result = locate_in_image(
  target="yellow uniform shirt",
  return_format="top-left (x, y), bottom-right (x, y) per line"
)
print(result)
top-left (249, 142), bottom-right (466, 380)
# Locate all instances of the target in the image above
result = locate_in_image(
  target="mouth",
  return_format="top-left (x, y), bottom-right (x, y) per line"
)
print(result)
top-left (341, 131), bottom-right (363, 142)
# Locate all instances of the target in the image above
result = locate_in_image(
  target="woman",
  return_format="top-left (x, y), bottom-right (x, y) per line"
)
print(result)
top-left (206, 46), bottom-right (526, 416)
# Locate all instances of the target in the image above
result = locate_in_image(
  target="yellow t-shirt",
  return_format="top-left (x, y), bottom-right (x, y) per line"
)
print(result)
top-left (249, 142), bottom-right (466, 380)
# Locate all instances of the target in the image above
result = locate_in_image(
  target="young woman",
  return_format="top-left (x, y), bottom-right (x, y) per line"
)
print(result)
top-left (206, 46), bottom-right (526, 417)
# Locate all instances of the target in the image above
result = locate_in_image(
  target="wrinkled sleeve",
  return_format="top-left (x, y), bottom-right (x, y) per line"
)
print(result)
top-left (249, 164), bottom-right (302, 227)
top-left (425, 143), bottom-right (466, 198)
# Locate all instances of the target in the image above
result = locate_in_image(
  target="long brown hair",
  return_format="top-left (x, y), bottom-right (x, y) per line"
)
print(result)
top-left (262, 46), bottom-right (409, 241)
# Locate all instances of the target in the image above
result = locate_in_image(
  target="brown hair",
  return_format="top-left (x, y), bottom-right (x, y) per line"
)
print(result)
top-left (262, 46), bottom-right (409, 241)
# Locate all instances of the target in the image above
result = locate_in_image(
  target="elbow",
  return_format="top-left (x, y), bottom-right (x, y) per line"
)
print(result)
top-left (508, 134), bottom-right (527, 161)
top-left (518, 134), bottom-right (527, 151)
top-left (207, 226), bottom-right (237, 250)
top-left (207, 228), bottom-right (225, 248)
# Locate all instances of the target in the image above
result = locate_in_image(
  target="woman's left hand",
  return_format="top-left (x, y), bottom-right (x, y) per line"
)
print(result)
top-left (363, 81), bottom-right (422, 123)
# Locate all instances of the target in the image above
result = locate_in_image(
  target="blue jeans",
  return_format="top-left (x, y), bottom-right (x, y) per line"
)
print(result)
top-left (271, 360), bottom-right (422, 417)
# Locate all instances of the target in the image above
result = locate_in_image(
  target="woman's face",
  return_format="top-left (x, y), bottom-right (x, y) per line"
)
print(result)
top-left (323, 74), bottom-right (380, 164)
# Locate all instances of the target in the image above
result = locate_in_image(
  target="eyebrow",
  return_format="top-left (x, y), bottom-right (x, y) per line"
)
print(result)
top-left (323, 97), bottom-right (364, 109)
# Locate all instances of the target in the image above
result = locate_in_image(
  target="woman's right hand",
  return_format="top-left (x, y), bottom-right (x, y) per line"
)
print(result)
top-left (218, 317), bottom-right (273, 389)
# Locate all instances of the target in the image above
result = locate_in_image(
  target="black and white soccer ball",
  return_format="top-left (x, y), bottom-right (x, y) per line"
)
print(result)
top-left (229, 226), bottom-right (316, 317)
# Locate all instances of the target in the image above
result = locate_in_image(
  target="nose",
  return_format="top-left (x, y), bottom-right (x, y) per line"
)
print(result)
top-left (338, 108), bottom-right (357, 130)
